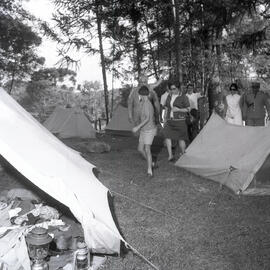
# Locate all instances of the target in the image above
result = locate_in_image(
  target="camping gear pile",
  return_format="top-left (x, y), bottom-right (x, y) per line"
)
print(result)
top-left (0, 189), bottom-right (107, 270)
top-left (0, 187), bottom-right (92, 269)
top-left (0, 87), bottom-right (124, 268)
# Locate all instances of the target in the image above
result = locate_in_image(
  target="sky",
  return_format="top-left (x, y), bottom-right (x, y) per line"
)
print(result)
top-left (22, 0), bottom-right (117, 88)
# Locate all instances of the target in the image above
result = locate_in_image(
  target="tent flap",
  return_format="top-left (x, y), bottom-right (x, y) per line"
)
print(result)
top-left (176, 113), bottom-right (270, 194)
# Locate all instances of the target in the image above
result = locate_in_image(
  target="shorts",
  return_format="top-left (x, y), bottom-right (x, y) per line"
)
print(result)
top-left (139, 128), bottom-right (157, 145)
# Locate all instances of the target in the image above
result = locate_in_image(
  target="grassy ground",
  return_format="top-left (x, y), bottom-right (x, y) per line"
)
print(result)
top-left (2, 134), bottom-right (270, 270)
top-left (67, 134), bottom-right (270, 270)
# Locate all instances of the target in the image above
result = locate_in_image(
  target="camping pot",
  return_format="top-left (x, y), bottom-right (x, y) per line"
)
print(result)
top-left (73, 241), bottom-right (91, 270)
top-left (25, 227), bottom-right (52, 270)
top-left (56, 235), bottom-right (72, 250)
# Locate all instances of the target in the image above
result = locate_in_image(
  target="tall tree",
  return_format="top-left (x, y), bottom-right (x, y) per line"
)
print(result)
top-left (0, 0), bottom-right (44, 93)
top-left (52, 0), bottom-right (112, 121)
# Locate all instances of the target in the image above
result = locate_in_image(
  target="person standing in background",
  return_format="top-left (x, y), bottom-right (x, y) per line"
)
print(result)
top-left (242, 82), bottom-right (270, 126)
top-left (160, 83), bottom-right (171, 124)
top-left (224, 83), bottom-right (243, 125)
top-left (163, 82), bottom-right (190, 161)
top-left (186, 84), bottom-right (202, 141)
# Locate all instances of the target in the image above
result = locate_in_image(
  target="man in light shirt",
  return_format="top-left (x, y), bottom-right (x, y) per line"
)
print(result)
top-left (185, 84), bottom-right (202, 141)
top-left (186, 84), bottom-right (202, 110)
top-left (160, 83), bottom-right (171, 124)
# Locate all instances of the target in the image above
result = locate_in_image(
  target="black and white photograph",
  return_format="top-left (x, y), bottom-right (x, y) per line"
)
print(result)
top-left (1, 0), bottom-right (270, 269)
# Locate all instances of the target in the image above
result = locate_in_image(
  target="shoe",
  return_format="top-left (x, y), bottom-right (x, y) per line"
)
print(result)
top-left (168, 157), bottom-right (175, 162)
top-left (147, 172), bottom-right (153, 178)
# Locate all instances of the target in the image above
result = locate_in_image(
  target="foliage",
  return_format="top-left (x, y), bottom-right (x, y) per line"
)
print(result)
top-left (0, 0), bottom-right (44, 90)
top-left (82, 80), bottom-right (102, 93)
top-left (31, 67), bottom-right (77, 86)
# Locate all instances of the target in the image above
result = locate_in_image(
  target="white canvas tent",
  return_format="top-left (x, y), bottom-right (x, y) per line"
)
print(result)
top-left (0, 88), bottom-right (122, 253)
top-left (176, 113), bottom-right (270, 195)
top-left (105, 105), bottom-right (133, 136)
top-left (43, 107), bottom-right (96, 139)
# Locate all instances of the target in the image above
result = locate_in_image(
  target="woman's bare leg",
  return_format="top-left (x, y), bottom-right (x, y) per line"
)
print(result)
top-left (145, 144), bottom-right (152, 175)
top-left (165, 138), bottom-right (173, 160)
top-left (137, 140), bottom-right (146, 159)
top-left (178, 140), bottom-right (186, 155)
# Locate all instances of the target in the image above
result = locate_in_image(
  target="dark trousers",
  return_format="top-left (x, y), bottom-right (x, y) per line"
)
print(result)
top-left (245, 118), bottom-right (265, 126)
top-left (151, 135), bottom-right (164, 163)
top-left (187, 109), bottom-right (199, 142)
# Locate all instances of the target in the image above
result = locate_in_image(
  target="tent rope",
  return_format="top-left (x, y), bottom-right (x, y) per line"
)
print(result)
top-left (101, 168), bottom-right (179, 221)
top-left (111, 190), bottom-right (179, 222)
top-left (208, 166), bottom-right (237, 206)
top-left (126, 244), bottom-right (160, 270)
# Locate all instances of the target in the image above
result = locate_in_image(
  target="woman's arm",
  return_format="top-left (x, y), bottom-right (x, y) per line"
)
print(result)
top-left (172, 107), bottom-right (190, 113)
top-left (133, 115), bottom-right (150, 131)
top-left (172, 95), bottom-right (190, 113)
top-left (132, 107), bottom-right (150, 133)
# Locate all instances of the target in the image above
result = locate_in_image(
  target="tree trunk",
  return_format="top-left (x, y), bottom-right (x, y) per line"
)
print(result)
top-left (155, 7), bottom-right (160, 72)
top-left (143, 12), bottom-right (158, 80)
top-left (172, 0), bottom-right (183, 85)
top-left (95, 0), bottom-right (109, 124)
top-left (168, 27), bottom-right (172, 78)
top-left (134, 22), bottom-right (142, 78)
top-left (215, 28), bottom-right (223, 86)
top-left (200, 4), bottom-right (205, 95)
top-left (9, 67), bottom-right (16, 94)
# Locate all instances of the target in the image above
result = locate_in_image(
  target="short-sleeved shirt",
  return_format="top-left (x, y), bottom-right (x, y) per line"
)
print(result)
top-left (140, 99), bottom-right (156, 131)
top-left (128, 84), bottom-right (160, 125)
top-left (160, 91), bottom-right (169, 107)
top-left (186, 93), bottom-right (201, 110)
top-left (243, 91), bottom-right (270, 119)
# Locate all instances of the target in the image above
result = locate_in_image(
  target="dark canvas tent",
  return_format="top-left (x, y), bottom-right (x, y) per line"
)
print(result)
top-left (176, 113), bottom-right (270, 195)
top-left (43, 107), bottom-right (96, 139)
top-left (105, 105), bottom-right (133, 136)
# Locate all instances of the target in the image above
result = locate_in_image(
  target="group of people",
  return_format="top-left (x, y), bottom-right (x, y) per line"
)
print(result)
top-left (128, 74), bottom-right (270, 177)
top-left (223, 82), bottom-right (270, 127)
top-left (128, 74), bottom-right (201, 177)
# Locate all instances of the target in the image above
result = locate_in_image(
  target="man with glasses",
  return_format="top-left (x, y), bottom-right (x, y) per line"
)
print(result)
top-left (242, 82), bottom-right (270, 126)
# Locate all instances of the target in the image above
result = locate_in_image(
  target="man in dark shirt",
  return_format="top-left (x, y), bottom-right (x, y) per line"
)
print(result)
top-left (242, 82), bottom-right (270, 126)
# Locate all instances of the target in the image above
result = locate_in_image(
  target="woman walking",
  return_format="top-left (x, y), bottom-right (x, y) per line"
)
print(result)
top-left (163, 82), bottom-right (190, 161)
top-left (132, 85), bottom-right (157, 177)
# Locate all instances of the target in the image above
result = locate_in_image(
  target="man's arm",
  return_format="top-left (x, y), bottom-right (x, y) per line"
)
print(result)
top-left (152, 91), bottom-right (160, 114)
top-left (264, 93), bottom-right (270, 119)
top-left (127, 89), bottom-right (135, 123)
top-left (148, 70), bottom-right (168, 89)
top-left (149, 77), bottom-right (163, 89)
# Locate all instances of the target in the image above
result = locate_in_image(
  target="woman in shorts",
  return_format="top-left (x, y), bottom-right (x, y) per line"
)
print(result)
top-left (132, 85), bottom-right (157, 177)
